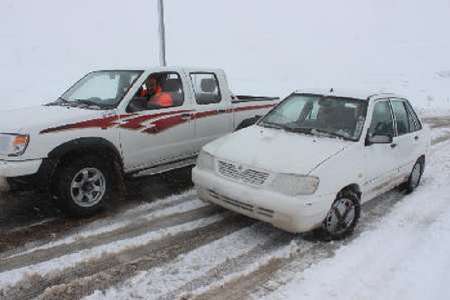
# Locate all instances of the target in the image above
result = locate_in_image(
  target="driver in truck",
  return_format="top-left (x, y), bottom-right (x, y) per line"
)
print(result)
top-left (147, 75), bottom-right (174, 108)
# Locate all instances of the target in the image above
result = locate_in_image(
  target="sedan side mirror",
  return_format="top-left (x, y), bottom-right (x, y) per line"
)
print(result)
top-left (365, 134), bottom-right (393, 146)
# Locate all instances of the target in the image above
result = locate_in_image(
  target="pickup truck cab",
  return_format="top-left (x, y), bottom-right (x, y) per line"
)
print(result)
top-left (193, 89), bottom-right (431, 239)
top-left (0, 67), bottom-right (279, 216)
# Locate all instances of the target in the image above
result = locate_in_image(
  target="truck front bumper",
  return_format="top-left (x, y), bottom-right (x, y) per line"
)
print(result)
top-left (0, 159), bottom-right (43, 192)
top-left (192, 167), bottom-right (334, 233)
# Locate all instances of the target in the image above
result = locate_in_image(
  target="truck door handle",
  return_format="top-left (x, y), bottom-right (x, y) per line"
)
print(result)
top-left (390, 143), bottom-right (397, 148)
top-left (181, 113), bottom-right (192, 120)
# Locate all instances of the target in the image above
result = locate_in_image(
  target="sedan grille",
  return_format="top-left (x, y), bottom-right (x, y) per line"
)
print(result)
top-left (217, 160), bottom-right (269, 185)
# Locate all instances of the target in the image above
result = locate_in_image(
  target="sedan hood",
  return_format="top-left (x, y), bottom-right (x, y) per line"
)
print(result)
top-left (0, 105), bottom-right (105, 134)
top-left (204, 125), bottom-right (350, 175)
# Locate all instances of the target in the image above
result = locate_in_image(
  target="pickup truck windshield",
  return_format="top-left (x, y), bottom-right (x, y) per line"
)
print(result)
top-left (259, 94), bottom-right (367, 141)
top-left (51, 70), bottom-right (142, 109)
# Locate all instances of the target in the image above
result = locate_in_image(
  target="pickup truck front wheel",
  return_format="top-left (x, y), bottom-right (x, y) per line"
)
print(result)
top-left (56, 155), bottom-right (112, 216)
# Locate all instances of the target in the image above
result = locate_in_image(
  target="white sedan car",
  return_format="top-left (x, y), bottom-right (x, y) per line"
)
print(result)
top-left (192, 89), bottom-right (431, 239)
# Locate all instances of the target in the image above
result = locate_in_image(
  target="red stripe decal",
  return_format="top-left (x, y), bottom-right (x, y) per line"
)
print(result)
top-left (40, 114), bottom-right (130, 134)
top-left (39, 104), bottom-right (275, 135)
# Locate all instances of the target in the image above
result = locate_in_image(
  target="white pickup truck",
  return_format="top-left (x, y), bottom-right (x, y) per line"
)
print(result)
top-left (0, 67), bottom-right (279, 216)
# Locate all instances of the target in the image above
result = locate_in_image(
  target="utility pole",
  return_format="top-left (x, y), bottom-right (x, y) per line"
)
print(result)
top-left (157, 0), bottom-right (167, 66)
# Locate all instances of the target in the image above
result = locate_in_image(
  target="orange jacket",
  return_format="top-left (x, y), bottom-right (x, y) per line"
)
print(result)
top-left (148, 86), bottom-right (173, 108)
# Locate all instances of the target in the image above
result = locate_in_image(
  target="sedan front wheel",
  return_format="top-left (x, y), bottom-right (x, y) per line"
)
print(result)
top-left (321, 191), bottom-right (360, 240)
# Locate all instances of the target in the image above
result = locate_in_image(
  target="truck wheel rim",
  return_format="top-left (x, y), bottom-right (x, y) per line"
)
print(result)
top-left (411, 163), bottom-right (422, 188)
top-left (70, 168), bottom-right (106, 208)
top-left (324, 198), bottom-right (355, 235)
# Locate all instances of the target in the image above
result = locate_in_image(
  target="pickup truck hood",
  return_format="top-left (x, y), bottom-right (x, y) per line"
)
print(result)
top-left (0, 105), bottom-right (105, 134)
top-left (204, 125), bottom-right (349, 175)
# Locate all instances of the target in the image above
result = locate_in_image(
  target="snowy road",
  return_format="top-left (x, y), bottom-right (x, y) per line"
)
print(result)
top-left (0, 116), bottom-right (450, 300)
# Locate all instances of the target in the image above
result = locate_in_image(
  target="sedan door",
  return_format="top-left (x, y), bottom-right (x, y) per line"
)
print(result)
top-left (363, 99), bottom-right (401, 198)
top-left (390, 98), bottom-right (424, 177)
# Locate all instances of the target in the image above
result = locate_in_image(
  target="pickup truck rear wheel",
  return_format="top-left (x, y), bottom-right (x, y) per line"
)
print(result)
top-left (321, 191), bottom-right (360, 240)
top-left (56, 155), bottom-right (112, 216)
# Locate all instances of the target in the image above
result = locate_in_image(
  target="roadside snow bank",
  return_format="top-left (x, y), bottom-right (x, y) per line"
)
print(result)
top-left (269, 141), bottom-right (450, 300)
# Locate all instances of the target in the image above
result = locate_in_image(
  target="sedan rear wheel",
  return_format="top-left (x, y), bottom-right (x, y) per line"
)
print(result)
top-left (406, 158), bottom-right (424, 193)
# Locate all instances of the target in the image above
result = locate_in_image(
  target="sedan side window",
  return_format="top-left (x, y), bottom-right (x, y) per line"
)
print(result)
top-left (390, 100), bottom-right (410, 135)
top-left (404, 101), bottom-right (423, 131)
top-left (368, 101), bottom-right (394, 137)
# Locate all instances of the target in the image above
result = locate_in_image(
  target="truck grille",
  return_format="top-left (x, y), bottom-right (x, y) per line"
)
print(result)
top-left (217, 160), bottom-right (269, 185)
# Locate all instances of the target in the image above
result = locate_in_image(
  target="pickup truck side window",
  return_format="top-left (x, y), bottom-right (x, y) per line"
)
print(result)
top-left (127, 72), bottom-right (184, 112)
top-left (390, 100), bottom-right (410, 136)
top-left (368, 100), bottom-right (395, 137)
top-left (190, 73), bottom-right (222, 105)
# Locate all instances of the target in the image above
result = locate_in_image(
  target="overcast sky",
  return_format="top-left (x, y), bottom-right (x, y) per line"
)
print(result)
top-left (0, 0), bottom-right (449, 109)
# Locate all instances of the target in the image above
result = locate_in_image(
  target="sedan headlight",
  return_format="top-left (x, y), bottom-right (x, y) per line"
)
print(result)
top-left (196, 150), bottom-right (215, 171)
top-left (0, 134), bottom-right (30, 156)
top-left (270, 174), bottom-right (319, 196)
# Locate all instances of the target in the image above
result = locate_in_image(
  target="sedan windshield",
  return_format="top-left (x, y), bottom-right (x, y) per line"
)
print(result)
top-left (259, 94), bottom-right (368, 141)
top-left (49, 70), bottom-right (142, 109)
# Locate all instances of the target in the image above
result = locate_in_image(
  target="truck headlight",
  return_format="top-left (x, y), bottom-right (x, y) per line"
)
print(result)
top-left (0, 134), bottom-right (30, 156)
top-left (270, 174), bottom-right (319, 196)
top-left (196, 150), bottom-right (215, 171)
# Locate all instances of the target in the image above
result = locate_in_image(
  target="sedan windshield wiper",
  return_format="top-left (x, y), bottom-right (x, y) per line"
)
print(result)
top-left (259, 121), bottom-right (286, 130)
top-left (311, 128), bottom-right (352, 141)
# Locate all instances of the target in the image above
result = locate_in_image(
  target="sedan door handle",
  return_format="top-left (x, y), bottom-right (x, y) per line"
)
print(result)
top-left (390, 143), bottom-right (397, 148)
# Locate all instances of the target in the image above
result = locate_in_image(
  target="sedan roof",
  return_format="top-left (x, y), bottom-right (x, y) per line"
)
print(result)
top-left (294, 88), bottom-right (403, 101)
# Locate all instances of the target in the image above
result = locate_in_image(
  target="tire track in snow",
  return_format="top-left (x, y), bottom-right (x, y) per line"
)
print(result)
top-left (0, 202), bottom-right (214, 273)
top-left (2, 192), bottom-right (199, 260)
top-left (191, 189), bottom-right (408, 300)
top-left (0, 190), bottom-right (197, 257)
top-left (1, 213), bottom-right (253, 300)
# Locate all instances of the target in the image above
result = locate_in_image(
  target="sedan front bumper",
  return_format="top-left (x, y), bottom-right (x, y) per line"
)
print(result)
top-left (192, 167), bottom-right (334, 233)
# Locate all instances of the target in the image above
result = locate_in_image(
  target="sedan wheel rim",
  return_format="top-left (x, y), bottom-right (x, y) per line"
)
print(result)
top-left (324, 198), bottom-right (356, 235)
top-left (411, 163), bottom-right (422, 188)
top-left (70, 168), bottom-right (106, 208)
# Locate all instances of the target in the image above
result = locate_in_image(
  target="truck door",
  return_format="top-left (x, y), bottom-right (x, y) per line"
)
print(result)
top-left (119, 71), bottom-right (195, 172)
top-left (189, 72), bottom-right (233, 151)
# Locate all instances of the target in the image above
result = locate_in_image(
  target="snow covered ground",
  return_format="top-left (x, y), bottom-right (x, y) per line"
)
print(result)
top-left (0, 117), bottom-right (449, 299)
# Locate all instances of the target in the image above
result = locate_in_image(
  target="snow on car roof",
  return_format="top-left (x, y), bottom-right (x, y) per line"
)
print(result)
top-left (294, 88), bottom-right (402, 101)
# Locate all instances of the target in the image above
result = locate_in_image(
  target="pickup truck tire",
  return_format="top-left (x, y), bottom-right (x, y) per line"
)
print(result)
top-left (320, 191), bottom-right (360, 240)
top-left (56, 155), bottom-right (112, 217)
top-left (405, 158), bottom-right (424, 194)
